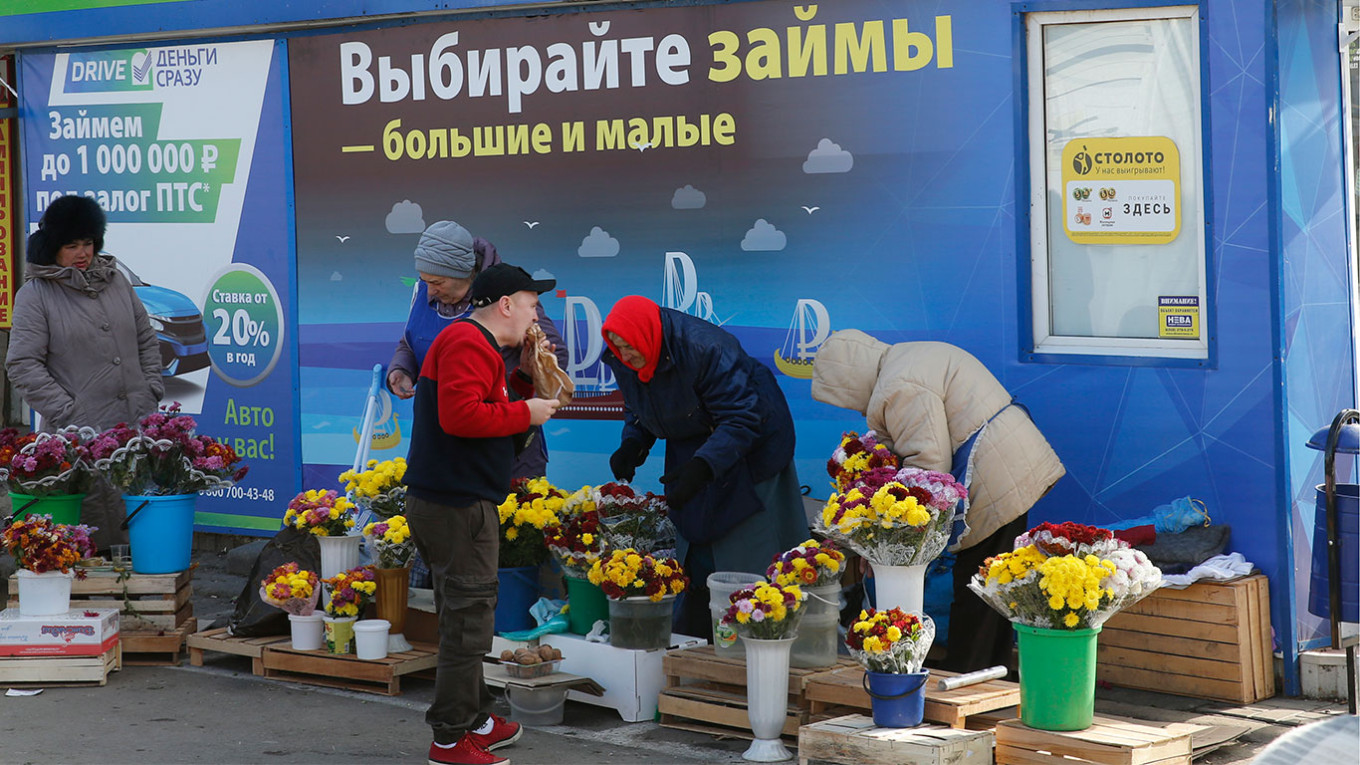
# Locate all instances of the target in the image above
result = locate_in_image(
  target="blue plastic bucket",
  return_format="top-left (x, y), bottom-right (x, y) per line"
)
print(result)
top-left (123, 493), bottom-right (197, 574)
top-left (863, 670), bottom-right (929, 728)
top-left (495, 565), bottom-right (539, 633)
top-left (1309, 483), bottom-right (1359, 622)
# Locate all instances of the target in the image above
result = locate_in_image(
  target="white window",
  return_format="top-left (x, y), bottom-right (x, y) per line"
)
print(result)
top-left (1026, 6), bottom-right (1209, 361)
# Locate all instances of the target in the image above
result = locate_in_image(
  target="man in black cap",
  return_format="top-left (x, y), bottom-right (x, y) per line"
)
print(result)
top-left (404, 263), bottom-right (560, 765)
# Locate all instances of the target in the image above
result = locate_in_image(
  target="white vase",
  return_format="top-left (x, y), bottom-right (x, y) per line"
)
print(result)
top-left (317, 533), bottom-right (361, 580)
top-left (741, 636), bottom-right (795, 762)
top-left (16, 569), bottom-right (74, 616)
top-left (872, 562), bottom-right (928, 615)
top-left (288, 613), bottom-right (324, 651)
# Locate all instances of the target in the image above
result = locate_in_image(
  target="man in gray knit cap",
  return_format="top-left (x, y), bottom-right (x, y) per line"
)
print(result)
top-left (387, 220), bottom-right (568, 478)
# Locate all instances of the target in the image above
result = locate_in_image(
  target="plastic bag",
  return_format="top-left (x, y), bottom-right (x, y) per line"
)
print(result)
top-left (1107, 496), bottom-right (1210, 534)
top-left (498, 597), bottom-right (569, 641)
top-left (226, 527), bottom-right (321, 637)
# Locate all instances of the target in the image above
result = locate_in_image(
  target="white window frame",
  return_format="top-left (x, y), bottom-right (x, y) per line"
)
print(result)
top-left (1026, 5), bottom-right (1209, 361)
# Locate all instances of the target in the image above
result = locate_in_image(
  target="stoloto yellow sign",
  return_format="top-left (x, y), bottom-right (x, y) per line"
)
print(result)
top-left (1061, 136), bottom-right (1181, 245)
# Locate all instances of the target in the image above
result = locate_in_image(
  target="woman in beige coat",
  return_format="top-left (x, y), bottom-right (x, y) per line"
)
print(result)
top-left (812, 329), bottom-right (1065, 671)
top-left (7, 196), bottom-right (163, 549)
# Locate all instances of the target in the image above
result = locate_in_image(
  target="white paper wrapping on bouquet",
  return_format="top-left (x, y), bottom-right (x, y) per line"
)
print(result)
top-left (259, 585), bottom-right (320, 617)
top-left (548, 546), bottom-right (598, 578)
top-left (600, 511), bottom-right (677, 555)
top-left (812, 504), bottom-right (955, 567)
top-left (966, 566), bottom-right (1163, 630)
top-left (848, 614), bottom-right (935, 674)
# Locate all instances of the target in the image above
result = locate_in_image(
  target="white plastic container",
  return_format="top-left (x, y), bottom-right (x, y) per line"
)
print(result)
top-left (354, 618), bottom-right (391, 660)
top-left (707, 572), bottom-right (765, 657)
top-left (506, 684), bottom-right (568, 725)
top-left (288, 613), bottom-right (324, 651)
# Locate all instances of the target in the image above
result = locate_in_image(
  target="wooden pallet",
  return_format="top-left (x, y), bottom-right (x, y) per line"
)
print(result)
top-left (657, 644), bottom-right (858, 739)
top-left (0, 644), bottom-right (122, 687)
top-left (186, 627), bottom-right (289, 674)
top-left (994, 717), bottom-right (1193, 765)
top-left (805, 666), bottom-right (1021, 729)
top-left (259, 640), bottom-right (438, 696)
top-left (798, 714), bottom-right (994, 765)
top-left (1097, 574), bottom-right (1274, 704)
top-left (122, 618), bottom-right (198, 665)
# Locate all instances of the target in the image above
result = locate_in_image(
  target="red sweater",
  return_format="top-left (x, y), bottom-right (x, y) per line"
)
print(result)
top-left (404, 320), bottom-right (535, 505)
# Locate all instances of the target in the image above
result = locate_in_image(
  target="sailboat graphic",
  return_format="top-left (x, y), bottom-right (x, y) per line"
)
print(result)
top-left (774, 299), bottom-right (830, 379)
top-left (352, 390), bottom-right (403, 450)
top-left (663, 251), bottom-right (719, 322)
top-left (557, 295), bottom-right (625, 420)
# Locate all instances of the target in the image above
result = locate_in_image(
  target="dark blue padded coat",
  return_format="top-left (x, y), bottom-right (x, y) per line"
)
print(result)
top-left (603, 307), bottom-right (797, 546)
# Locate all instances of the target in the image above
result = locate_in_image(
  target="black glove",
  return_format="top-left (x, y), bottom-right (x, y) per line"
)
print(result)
top-left (662, 458), bottom-right (713, 510)
top-left (609, 439), bottom-right (648, 482)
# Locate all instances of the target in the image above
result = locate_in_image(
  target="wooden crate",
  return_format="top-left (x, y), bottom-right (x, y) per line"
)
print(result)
top-left (805, 666), bottom-right (1021, 729)
top-left (0, 644), bottom-right (122, 687)
top-left (798, 714), bottom-right (994, 765)
top-left (1097, 574), bottom-right (1274, 703)
top-left (657, 644), bottom-right (857, 739)
top-left (187, 627), bottom-right (289, 674)
top-left (994, 717), bottom-right (1192, 765)
top-left (122, 617), bottom-right (198, 665)
top-left (260, 640), bottom-right (438, 696)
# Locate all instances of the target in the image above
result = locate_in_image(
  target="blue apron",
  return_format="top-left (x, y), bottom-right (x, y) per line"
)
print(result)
top-left (403, 281), bottom-right (468, 366)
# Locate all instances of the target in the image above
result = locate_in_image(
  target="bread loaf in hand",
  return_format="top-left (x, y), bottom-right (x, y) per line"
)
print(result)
top-left (526, 323), bottom-right (574, 406)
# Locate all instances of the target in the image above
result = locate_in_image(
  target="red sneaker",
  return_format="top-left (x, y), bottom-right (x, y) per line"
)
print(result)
top-left (427, 735), bottom-right (508, 765)
top-left (467, 713), bottom-right (523, 751)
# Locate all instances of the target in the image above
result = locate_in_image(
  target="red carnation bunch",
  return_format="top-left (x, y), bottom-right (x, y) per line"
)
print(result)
top-left (1015, 521), bottom-right (1116, 557)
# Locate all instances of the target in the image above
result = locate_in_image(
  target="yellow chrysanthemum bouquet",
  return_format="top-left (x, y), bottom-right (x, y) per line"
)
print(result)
top-left (586, 548), bottom-right (689, 602)
top-left (814, 467), bottom-right (967, 566)
top-left (260, 562), bottom-right (320, 616)
top-left (282, 489), bottom-right (357, 536)
top-left (497, 477), bottom-right (566, 568)
top-left (846, 607), bottom-right (934, 673)
top-left (966, 522), bottom-right (1162, 630)
top-left (718, 582), bottom-right (807, 640)
top-left (362, 514), bottom-right (415, 569)
top-left (322, 565), bottom-right (377, 617)
top-left (338, 457), bottom-right (407, 520)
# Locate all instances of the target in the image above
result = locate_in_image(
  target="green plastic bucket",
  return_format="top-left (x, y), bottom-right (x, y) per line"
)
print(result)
top-left (8, 492), bottom-right (85, 525)
top-left (565, 573), bottom-right (610, 635)
top-left (1015, 624), bottom-right (1101, 731)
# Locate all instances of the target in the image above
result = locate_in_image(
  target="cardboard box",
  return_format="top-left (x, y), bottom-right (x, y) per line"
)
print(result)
top-left (0, 608), bottom-right (120, 657)
top-left (492, 630), bottom-right (706, 722)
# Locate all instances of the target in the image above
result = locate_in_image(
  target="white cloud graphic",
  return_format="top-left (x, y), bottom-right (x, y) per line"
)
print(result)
top-left (741, 219), bottom-right (787, 252)
top-left (578, 226), bottom-right (620, 258)
top-left (385, 200), bottom-right (426, 234)
top-left (532, 268), bottom-right (556, 281)
top-left (802, 138), bottom-right (854, 174)
top-left (330, 271), bottom-right (343, 281)
top-left (671, 184), bottom-right (707, 209)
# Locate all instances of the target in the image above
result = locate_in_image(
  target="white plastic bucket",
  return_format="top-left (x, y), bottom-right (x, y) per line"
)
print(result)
top-left (289, 613), bottom-right (324, 651)
top-left (15, 569), bottom-right (74, 616)
top-left (354, 619), bottom-right (391, 660)
top-left (707, 572), bottom-right (765, 657)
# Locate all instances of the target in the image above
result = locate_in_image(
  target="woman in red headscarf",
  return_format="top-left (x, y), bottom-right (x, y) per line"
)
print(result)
top-left (602, 296), bottom-right (810, 637)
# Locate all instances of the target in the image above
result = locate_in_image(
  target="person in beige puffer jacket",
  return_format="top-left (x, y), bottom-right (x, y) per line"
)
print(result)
top-left (812, 329), bottom-right (1065, 672)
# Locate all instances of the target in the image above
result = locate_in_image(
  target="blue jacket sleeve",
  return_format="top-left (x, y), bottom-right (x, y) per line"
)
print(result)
top-left (687, 343), bottom-right (762, 478)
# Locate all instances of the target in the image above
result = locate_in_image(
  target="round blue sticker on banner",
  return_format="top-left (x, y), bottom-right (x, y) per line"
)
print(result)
top-left (202, 264), bottom-right (284, 387)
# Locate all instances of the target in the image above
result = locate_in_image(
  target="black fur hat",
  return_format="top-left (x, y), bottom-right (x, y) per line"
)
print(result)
top-left (27, 195), bottom-right (106, 265)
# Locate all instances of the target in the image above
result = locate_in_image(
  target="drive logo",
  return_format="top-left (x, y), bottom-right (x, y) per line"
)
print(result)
top-left (65, 49), bottom-right (154, 93)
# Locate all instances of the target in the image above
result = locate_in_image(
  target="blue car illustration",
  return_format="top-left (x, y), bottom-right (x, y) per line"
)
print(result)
top-left (115, 261), bottom-right (210, 376)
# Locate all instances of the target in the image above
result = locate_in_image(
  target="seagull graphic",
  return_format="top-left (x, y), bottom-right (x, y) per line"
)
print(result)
top-left (631, 141), bottom-right (653, 152)
top-left (801, 206), bottom-right (820, 214)
top-left (335, 235), bottom-right (350, 243)
top-left (524, 221), bottom-right (540, 229)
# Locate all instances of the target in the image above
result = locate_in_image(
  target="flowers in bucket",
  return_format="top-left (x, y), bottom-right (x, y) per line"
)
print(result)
top-left (89, 405), bottom-right (248, 495)
top-left (497, 477), bottom-right (566, 568)
top-left (260, 562), bottom-right (320, 616)
top-left (966, 521), bottom-right (1162, 630)
top-left (766, 538), bottom-right (846, 587)
top-left (587, 548), bottom-right (689, 601)
top-left (0, 426), bottom-right (97, 497)
top-left (720, 582), bottom-right (807, 640)
top-left (827, 431), bottom-right (900, 493)
top-left (337, 457), bottom-right (407, 520)
top-left (1, 515), bottom-right (97, 574)
top-left (322, 565), bottom-right (377, 617)
top-left (815, 467), bottom-right (967, 566)
top-left (594, 482), bottom-right (676, 555)
top-left (846, 608), bottom-right (934, 674)
top-left (282, 489), bottom-right (357, 537)
top-left (362, 514), bottom-right (415, 569)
